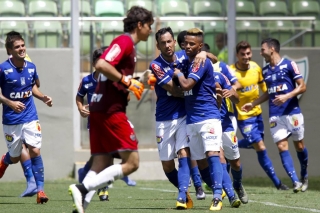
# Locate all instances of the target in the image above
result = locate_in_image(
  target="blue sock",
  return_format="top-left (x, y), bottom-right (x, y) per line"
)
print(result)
top-left (231, 165), bottom-right (243, 189)
top-left (257, 150), bottom-right (281, 187)
top-left (83, 161), bottom-right (91, 175)
top-left (207, 156), bottom-right (222, 200)
top-left (238, 139), bottom-right (254, 149)
top-left (177, 157), bottom-right (190, 201)
top-left (165, 168), bottom-right (179, 188)
top-left (222, 163), bottom-right (235, 201)
top-left (199, 166), bottom-right (212, 190)
top-left (226, 160), bottom-right (231, 173)
top-left (22, 159), bottom-right (33, 182)
top-left (280, 150), bottom-right (299, 183)
top-left (297, 148), bottom-right (308, 178)
top-left (31, 155), bottom-right (45, 191)
top-left (3, 152), bottom-right (13, 165)
top-left (190, 166), bottom-right (202, 188)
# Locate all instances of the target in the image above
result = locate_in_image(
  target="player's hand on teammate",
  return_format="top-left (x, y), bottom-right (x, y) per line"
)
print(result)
top-left (42, 95), bottom-right (53, 107)
top-left (241, 103), bottom-right (253, 112)
top-left (173, 68), bottom-right (182, 77)
top-left (222, 88), bottom-right (234, 98)
top-left (194, 51), bottom-right (207, 67)
top-left (273, 94), bottom-right (289, 106)
top-left (78, 104), bottom-right (90, 117)
top-left (9, 101), bottom-right (26, 113)
top-left (120, 75), bottom-right (144, 100)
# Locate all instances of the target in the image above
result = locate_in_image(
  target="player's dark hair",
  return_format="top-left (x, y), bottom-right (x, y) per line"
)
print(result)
top-left (177, 30), bottom-right (187, 49)
top-left (92, 46), bottom-right (108, 64)
top-left (5, 31), bottom-right (24, 55)
top-left (202, 43), bottom-right (210, 52)
top-left (216, 33), bottom-right (227, 43)
top-left (155, 27), bottom-right (174, 43)
top-left (186, 28), bottom-right (204, 42)
top-left (261, 38), bottom-right (280, 53)
top-left (123, 6), bottom-right (153, 33)
top-left (236, 41), bottom-right (251, 53)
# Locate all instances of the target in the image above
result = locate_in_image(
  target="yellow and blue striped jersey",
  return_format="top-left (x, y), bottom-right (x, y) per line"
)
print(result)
top-left (229, 61), bottom-right (267, 120)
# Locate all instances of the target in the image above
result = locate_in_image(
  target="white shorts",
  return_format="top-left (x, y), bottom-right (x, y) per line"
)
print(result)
top-left (269, 113), bottom-right (304, 143)
top-left (3, 120), bottom-right (42, 157)
top-left (222, 131), bottom-right (240, 160)
top-left (156, 116), bottom-right (189, 161)
top-left (229, 115), bottom-right (237, 132)
top-left (187, 119), bottom-right (222, 160)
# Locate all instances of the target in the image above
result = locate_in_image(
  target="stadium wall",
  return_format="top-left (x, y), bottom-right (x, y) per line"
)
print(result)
top-left (0, 48), bottom-right (319, 181)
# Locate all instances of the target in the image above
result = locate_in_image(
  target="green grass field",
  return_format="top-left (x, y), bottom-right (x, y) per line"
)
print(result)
top-left (0, 177), bottom-right (320, 213)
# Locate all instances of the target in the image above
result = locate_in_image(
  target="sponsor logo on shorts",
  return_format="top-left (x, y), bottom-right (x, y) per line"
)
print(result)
top-left (156, 136), bottom-right (163, 143)
top-left (230, 132), bottom-right (237, 144)
top-left (292, 116), bottom-right (299, 126)
top-left (243, 125), bottom-right (252, 133)
top-left (270, 122), bottom-right (277, 128)
top-left (206, 135), bottom-right (217, 140)
top-left (36, 121), bottom-right (41, 131)
top-left (208, 128), bottom-right (214, 134)
top-left (292, 127), bottom-right (300, 132)
top-left (34, 133), bottom-right (42, 138)
top-left (5, 134), bottom-right (13, 142)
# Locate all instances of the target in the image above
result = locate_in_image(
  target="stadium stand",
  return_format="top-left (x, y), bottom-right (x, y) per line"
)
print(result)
top-left (300, 20), bottom-right (320, 46)
top-left (127, 0), bottom-right (153, 12)
top-left (32, 21), bottom-right (62, 48)
top-left (160, 0), bottom-right (189, 16)
top-left (62, 0), bottom-right (91, 16)
top-left (193, 0), bottom-right (223, 16)
top-left (292, 0), bottom-right (320, 17)
top-left (235, 0), bottom-right (256, 16)
top-left (203, 21), bottom-right (226, 55)
top-left (95, 0), bottom-right (125, 16)
top-left (259, 1), bottom-right (288, 16)
top-left (0, 0), bottom-right (26, 17)
top-left (266, 20), bottom-right (295, 46)
top-left (98, 20), bottom-right (123, 46)
top-left (28, 0), bottom-right (58, 17)
top-left (0, 21), bottom-right (29, 47)
top-left (236, 20), bottom-right (261, 47)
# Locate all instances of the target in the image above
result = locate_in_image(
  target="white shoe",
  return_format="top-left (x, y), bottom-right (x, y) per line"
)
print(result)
top-left (301, 177), bottom-right (308, 192)
top-left (293, 181), bottom-right (303, 193)
top-left (69, 184), bottom-right (85, 213)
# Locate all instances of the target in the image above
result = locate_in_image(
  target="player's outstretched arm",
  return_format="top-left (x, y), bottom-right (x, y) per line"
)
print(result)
top-left (32, 84), bottom-right (53, 107)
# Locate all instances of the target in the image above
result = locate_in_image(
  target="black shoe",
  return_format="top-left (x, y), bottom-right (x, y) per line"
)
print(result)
top-left (277, 182), bottom-right (290, 190)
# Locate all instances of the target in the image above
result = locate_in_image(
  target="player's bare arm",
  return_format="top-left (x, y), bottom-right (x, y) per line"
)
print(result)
top-left (232, 81), bottom-right (242, 91)
top-left (162, 80), bottom-right (184, 98)
top-left (241, 91), bottom-right (269, 112)
top-left (194, 51), bottom-right (217, 67)
top-left (32, 84), bottom-right (53, 107)
top-left (205, 52), bottom-right (218, 64)
top-left (0, 90), bottom-right (25, 113)
top-left (173, 68), bottom-right (196, 91)
top-left (76, 95), bottom-right (90, 118)
top-left (273, 78), bottom-right (306, 106)
top-left (35, 79), bottom-right (40, 88)
top-left (95, 59), bottom-right (122, 82)
top-left (215, 82), bottom-right (223, 109)
top-left (222, 87), bottom-right (239, 104)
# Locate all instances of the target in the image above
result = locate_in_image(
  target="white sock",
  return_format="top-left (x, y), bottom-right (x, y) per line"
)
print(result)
top-left (83, 164), bottom-right (123, 191)
top-left (83, 190), bottom-right (95, 210)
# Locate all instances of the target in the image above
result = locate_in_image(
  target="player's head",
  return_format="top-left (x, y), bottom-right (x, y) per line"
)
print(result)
top-left (155, 27), bottom-right (176, 58)
top-left (123, 6), bottom-right (154, 42)
top-left (185, 28), bottom-right (203, 58)
top-left (177, 30), bottom-right (187, 50)
top-left (215, 33), bottom-right (227, 50)
top-left (5, 31), bottom-right (25, 60)
top-left (235, 41), bottom-right (252, 66)
top-left (260, 38), bottom-right (280, 63)
top-left (201, 43), bottom-right (210, 52)
top-left (92, 46), bottom-right (108, 66)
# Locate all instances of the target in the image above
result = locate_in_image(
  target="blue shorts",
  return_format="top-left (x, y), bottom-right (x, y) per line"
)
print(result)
top-left (237, 114), bottom-right (264, 145)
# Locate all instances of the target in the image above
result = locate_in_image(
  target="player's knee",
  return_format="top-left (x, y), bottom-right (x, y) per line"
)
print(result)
top-left (253, 140), bottom-right (266, 151)
top-left (161, 160), bottom-right (175, 173)
top-left (293, 140), bottom-right (304, 151)
top-left (229, 159), bottom-right (241, 170)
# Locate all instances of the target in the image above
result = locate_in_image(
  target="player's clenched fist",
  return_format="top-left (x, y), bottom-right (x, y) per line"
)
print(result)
top-left (120, 75), bottom-right (144, 100)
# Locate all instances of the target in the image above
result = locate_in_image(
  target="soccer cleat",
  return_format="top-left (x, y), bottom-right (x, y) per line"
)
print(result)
top-left (0, 154), bottom-right (9, 178)
top-left (195, 186), bottom-right (206, 200)
top-left (176, 198), bottom-right (187, 209)
top-left (186, 191), bottom-right (193, 209)
top-left (229, 196), bottom-right (241, 208)
top-left (293, 181), bottom-right (303, 193)
top-left (20, 184), bottom-right (37, 197)
top-left (221, 189), bottom-right (226, 200)
top-left (69, 184), bottom-right (85, 213)
top-left (234, 185), bottom-right (248, 204)
top-left (301, 177), bottom-right (308, 192)
top-left (36, 191), bottom-right (49, 204)
top-left (209, 198), bottom-right (222, 211)
top-left (97, 187), bottom-right (109, 201)
top-left (277, 182), bottom-right (290, 190)
top-left (121, 176), bottom-right (136, 186)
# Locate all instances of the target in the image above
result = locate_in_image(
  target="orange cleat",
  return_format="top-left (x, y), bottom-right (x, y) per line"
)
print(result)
top-left (37, 191), bottom-right (49, 204)
top-left (0, 154), bottom-right (9, 178)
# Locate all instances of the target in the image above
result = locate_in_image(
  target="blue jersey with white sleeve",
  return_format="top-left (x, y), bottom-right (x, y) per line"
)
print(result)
top-left (262, 58), bottom-right (302, 117)
top-left (150, 52), bottom-right (187, 121)
top-left (214, 72), bottom-right (234, 132)
top-left (77, 71), bottom-right (97, 105)
top-left (185, 58), bottom-right (220, 124)
top-left (0, 59), bottom-right (39, 125)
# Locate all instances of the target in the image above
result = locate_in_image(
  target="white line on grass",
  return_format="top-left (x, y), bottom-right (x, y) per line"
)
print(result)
top-left (139, 187), bottom-right (320, 213)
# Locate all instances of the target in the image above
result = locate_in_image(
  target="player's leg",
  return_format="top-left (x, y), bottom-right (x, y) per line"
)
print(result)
top-left (20, 143), bottom-right (37, 197)
top-left (78, 156), bottom-right (93, 183)
top-left (190, 160), bottom-right (205, 200)
top-left (121, 176), bottom-right (136, 186)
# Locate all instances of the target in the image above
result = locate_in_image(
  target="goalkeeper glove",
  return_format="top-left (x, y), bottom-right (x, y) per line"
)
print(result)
top-left (120, 75), bottom-right (144, 100)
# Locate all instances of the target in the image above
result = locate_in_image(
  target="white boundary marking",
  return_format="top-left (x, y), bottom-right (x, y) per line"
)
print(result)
top-left (139, 187), bottom-right (320, 213)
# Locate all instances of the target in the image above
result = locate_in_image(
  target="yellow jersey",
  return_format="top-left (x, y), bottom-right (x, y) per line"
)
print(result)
top-left (25, 54), bottom-right (32, 62)
top-left (229, 61), bottom-right (267, 120)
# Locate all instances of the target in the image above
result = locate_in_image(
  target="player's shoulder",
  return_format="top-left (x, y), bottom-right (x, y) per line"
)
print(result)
top-left (249, 61), bottom-right (261, 69)
top-left (228, 63), bottom-right (236, 70)
top-left (25, 60), bottom-right (36, 68)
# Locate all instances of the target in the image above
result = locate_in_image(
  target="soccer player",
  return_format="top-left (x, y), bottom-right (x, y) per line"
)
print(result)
top-left (0, 31), bottom-right (53, 204)
top-left (242, 38), bottom-right (308, 192)
top-left (173, 28), bottom-right (223, 211)
top-left (229, 41), bottom-right (289, 190)
top-left (68, 6), bottom-right (154, 213)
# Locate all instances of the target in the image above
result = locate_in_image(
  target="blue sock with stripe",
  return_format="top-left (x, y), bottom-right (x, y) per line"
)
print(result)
top-left (297, 148), bottom-right (308, 178)
top-left (207, 156), bottom-right (223, 200)
top-left (190, 166), bottom-right (202, 188)
top-left (280, 150), bottom-right (299, 183)
top-left (177, 157), bottom-right (190, 201)
top-left (222, 163), bottom-right (235, 201)
top-left (257, 150), bottom-right (281, 187)
top-left (31, 155), bottom-right (45, 191)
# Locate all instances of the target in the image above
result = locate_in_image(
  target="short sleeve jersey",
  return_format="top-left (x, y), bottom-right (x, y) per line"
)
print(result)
top-left (0, 59), bottom-right (38, 125)
top-left (90, 34), bottom-right (136, 114)
top-left (262, 58), bottom-right (302, 117)
top-left (229, 61), bottom-right (267, 121)
top-left (150, 52), bottom-right (187, 121)
top-left (77, 72), bottom-right (97, 105)
top-left (184, 58), bottom-right (220, 124)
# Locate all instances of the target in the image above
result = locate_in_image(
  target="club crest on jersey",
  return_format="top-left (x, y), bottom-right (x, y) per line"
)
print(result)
top-left (5, 134), bottom-right (14, 142)
top-left (156, 136), bottom-right (163, 143)
top-left (28, 68), bottom-right (35, 73)
top-left (151, 63), bottom-right (164, 78)
top-left (192, 63), bottom-right (200, 73)
top-left (20, 77), bottom-right (25, 85)
top-left (283, 55), bottom-right (309, 99)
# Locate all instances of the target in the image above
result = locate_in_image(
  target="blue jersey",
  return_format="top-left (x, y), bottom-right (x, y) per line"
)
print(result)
top-left (184, 58), bottom-right (220, 124)
top-left (262, 58), bottom-right (302, 117)
top-left (150, 52), bottom-right (187, 121)
top-left (213, 61), bottom-right (238, 84)
top-left (77, 71), bottom-right (97, 105)
top-left (0, 59), bottom-right (39, 125)
top-left (214, 72), bottom-right (234, 132)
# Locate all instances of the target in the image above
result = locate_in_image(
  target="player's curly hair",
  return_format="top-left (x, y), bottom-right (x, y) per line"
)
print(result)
top-left (123, 6), bottom-right (153, 33)
top-left (5, 31), bottom-right (24, 55)
top-left (155, 27), bottom-right (174, 43)
top-left (236, 41), bottom-right (251, 53)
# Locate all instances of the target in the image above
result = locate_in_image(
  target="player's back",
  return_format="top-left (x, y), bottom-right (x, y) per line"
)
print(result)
top-left (78, 72), bottom-right (97, 105)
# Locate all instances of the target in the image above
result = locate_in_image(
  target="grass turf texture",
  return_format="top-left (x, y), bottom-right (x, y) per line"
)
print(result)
top-left (0, 177), bottom-right (319, 213)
